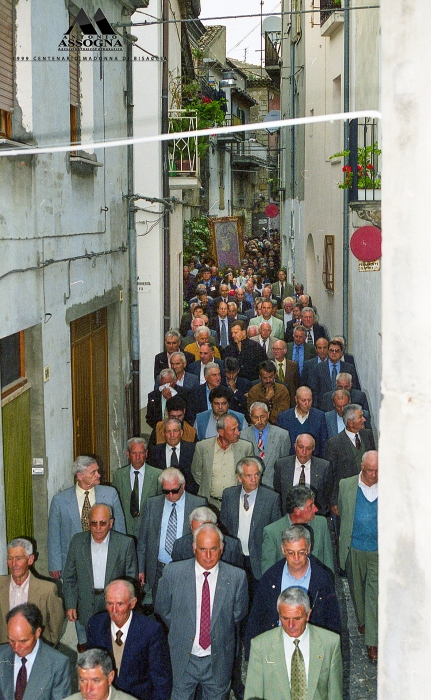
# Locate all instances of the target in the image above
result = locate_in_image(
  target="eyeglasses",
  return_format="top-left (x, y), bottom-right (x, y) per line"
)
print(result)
top-left (89, 520), bottom-right (110, 527)
top-left (162, 486), bottom-right (182, 495)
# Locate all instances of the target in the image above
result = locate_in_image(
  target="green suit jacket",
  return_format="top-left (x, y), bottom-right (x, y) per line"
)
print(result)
top-left (249, 315), bottom-right (285, 339)
top-left (245, 624), bottom-right (342, 700)
top-left (191, 437), bottom-right (254, 502)
top-left (112, 463), bottom-right (162, 537)
top-left (261, 514), bottom-right (334, 575)
top-left (338, 474), bottom-right (369, 570)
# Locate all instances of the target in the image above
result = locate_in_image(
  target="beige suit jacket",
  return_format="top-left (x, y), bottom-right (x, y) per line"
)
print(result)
top-left (191, 437), bottom-right (254, 502)
top-left (0, 571), bottom-right (64, 644)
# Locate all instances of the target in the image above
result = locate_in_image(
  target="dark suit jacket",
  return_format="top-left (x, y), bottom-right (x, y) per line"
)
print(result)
top-left (220, 485), bottom-right (281, 579)
top-left (325, 409), bottom-right (371, 438)
top-left (285, 323), bottom-right (327, 345)
top-left (276, 407), bottom-right (328, 458)
top-left (154, 371), bottom-right (199, 391)
top-left (187, 358), bottom-right (224, 379)
top-left (146, 385), bottom-right (195, 429)
top-left (63, 530), bottom-right (138, 627)
top-left (87, 611), bottom-right (171, 700)
top-left (244, 555), bottom-right (341, 658)
top-left (273, 455), bottom-right (334, 516)
top-left (223, 338), bottom-right (267, 381)
top-left (137, 492), bottom-right (207, 588)
top-left (309, 359), bottom-right (359, 408)
top-left (283, 320), bottom-right (302, 343)
top-left (155, 558), bottom-right (248, 688)
top-left (112, 463), bottom-right (162, 538)
top-left (153, 350), bottom-right (195, 380)
top-left (301, 356), bottom-right (321, 388)
top-left (286, 341), bottom-right (317, 363)
top-left (236, 299), bottom-right (252, 314)
top-left (209, 316), bottom-right (234, 345)
top-left (320, 388), bottom-right (370, 413)
top-left (324, 428), bottom-right (376, 505)
top-left (147, 441), bottom-right (198, 494)
top-left (171, 532), bottom-right (244, 568)
top-left (0, 639), bottom-right (71, 700)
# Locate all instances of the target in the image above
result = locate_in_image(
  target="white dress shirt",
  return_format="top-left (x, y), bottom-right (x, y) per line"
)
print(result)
top-left (111, 609), bottom-right (133, 645)
top-left (192, 561), bottom-right (219, 656)
top-left (91, 532), bottom-right (110, 588)
top-left (358, 473), bottom-right (378, 502)
top-left (293, 458), bottom-right (311, 486)
top-left (165, 443), bottom-right (181, 466)
top-left (13, 639), bottom-right (40, 688)
top-left (294, 408), bottom-right (309, 425)
top-left (237, 487), bottom-right (257, 555)
top-left (9, 572), bottom-right (30, 609)
top-left (76, 484), bottom-right (96, 516)
top-left (282, 624), bottom-right (310, 682)
top-left (129, 464), bottom-right (146, 501)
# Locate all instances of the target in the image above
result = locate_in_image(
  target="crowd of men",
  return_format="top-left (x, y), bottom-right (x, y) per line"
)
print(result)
top-left (0, 249), bottom-right (378, 700)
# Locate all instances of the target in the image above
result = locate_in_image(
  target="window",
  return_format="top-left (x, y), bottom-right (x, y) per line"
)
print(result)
top-left (323, 235), bottom-right (335, 291)
top-left (0, 0), bottom-right (14, 138)
top-left (0, 331), bottom-right (27, 397)
top-left (69, 15), bottom-right (81, 148)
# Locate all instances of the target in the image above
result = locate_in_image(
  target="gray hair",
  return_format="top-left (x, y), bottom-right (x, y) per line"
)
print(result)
top-left (189, 506), bottom-right (217, 526)
top-left (258, 322), bottom-right (272, 332)
top-left (247, 325), bottom-right (259, 337)
top-left (73, 455), bottom-right (97, 476)
top-left (195, 326), bottom-right (210, 340)
top-left (170, 351), bottom-right (186, 364)
top-left (89, 503), bottom-right (113, 520)
top-left (203, 362), bottom-right (220, 378)
top-left (332, 389), bottom-right (350, 401)
top-left (77, 648), bottom-right (113, 676)
top-left (105, 579), bottom-right (136, 601)
top-left (337, 372), bottom-right (352, 385)
top-left (8, 538), bottom-right (33, 556)
top-left (235, 456), bottom-right (264, 476)
top-left (293, 325), bottom-right (307, 336)
top-left (193, 523), bottom-right (224, 545)
top-left (159, 467), bottom-right (185, 485)
top-left (249, 401), bottom-right (269, 414)
top-left (159, 368), bottom-right (176, 382)
top-left (284, 486), bottom-right (315, 515)
top-left (165, 329), bottom-right (181, 341)
top-left (301, 307), bottom-right (315, 318)
top-left (294, 433), bottom-right (315, 449)
top-left (277, 586), bottom-right (311, 613)
top-left (216, 414), bottom-right (238, 430)
top-left (332, 336), bottom-right (346, 351)
top-left (281, 524), bottom-right (311, 547)
top-left (342, 403), bottom-right (362, 426)
top-left (163, 418), bottom-right (182, 431)
top-left (127, 436), bottom-right (147, 450)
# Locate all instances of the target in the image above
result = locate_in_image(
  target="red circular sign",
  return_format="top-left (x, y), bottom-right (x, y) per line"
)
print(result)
top-left (350, 226), bottom-right (382, 262)
top-left (265, 203), bottom-right (279, 218)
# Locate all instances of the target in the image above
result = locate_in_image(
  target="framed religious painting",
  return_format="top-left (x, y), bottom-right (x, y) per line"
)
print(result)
top-left (209, 216), bottom-right (244, 270)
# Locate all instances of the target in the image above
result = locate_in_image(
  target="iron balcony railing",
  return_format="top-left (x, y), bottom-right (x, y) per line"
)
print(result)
top-left (168, 109), bottom-right (199, 176)
top-left (320, 0), bottom-right (341, 26)
top-left (348, 118), bottom-right (381, 202)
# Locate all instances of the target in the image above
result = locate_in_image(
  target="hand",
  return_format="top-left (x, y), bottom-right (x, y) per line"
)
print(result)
top-left (162, 387), bottom-right (173, 399)
top-left (331, 505), bottom-right (339, 516)
top-left (264, 384), bottom-right (275, 401)
top-left (227, 378), bottom-right (236, 392)
top-left (139, 572), bottom-right (145, 586)
top-left (66, 608), bottom-right (78, 622)
top-left (49, 571), bottom-right (61, 579)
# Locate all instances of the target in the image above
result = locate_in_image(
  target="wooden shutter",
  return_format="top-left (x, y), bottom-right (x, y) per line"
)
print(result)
top-left (0, 0), bottom-right (14, 112)
top-left (69, 14), bottom-right (80, 145)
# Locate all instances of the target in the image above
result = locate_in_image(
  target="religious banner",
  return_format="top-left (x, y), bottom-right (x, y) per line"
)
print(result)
top-left (209, 216), bottom-right (244, 270)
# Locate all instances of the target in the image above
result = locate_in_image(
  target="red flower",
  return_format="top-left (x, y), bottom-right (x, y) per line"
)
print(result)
top-left (202, 96), bottom-right (212, 104)
top-left (357, 164), bottom-right (363, 171)
top-left (366, 164), bottom-right (374, 170)
top-left (342, 165), bottom-right (352, 172)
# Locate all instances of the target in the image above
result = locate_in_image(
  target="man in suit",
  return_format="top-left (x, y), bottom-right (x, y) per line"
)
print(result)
top-left (64, 647), bottom-right (137, 700)
top-left (319, 372), bottom-right (370, 413)
top-left (271, 269), bottom-right (294, 307)
top-left (234, 287), bottom-right (252, 314)
top-left (171, 505), bottom-right (244, 567)
top-left (286, 326), bottom-right (317, 376)
top-left (220, 457), bottom-right (281, 595)
top-left (249, 321), bottom-right (277, 359)
top-left (274, 433), bottom-right (333, 516)
top-left (227, 301), bottom-right (248, 324)
top-left (209, 299), bottom-right (234, 349)
top-left (244, 297), bottom-right (262, 321)
top-left (247, 360), bottom-right (290, 425)
top-left (187, 342), bottom-right (224, 385)
top-left (0, 603), bottom-right (70, 700)
top-left (63, 504), bottom-right (138, 646)
top-left (112, 437), bottom-right (162, 538)
top-left (277, 386), bottom-right (328, 458)
top-left (147, 418), bottom-right (197, 493)
top-left (155, 523), bottom-right (249, 700)
top-left (223, 320), bottom-right (267, 381)
top-left (338, 450), bottom-right (378, 661)
top-left (271, 339), bottom-right (301, 407)
top-left (149, 396), bottom-right (197, 448)
top-left (87, 579), bottom-right (171, 699)
top-left (309, 339), bottom-right (358, 409)
top-left (193, 362), bottom-right (224, 415)
top-left (261, 485), bottom-right (334, 575)
top-left (249, 300), bottom-right (284, 339)
top-left (154, 351), bottom-right (199, 391)
top-left (154, 330), bottom-right (194, 380)
top-left (137, 467), bottom-right (206, 599)
top-left (48, 455), bottom-right (126, 579)
top-left (276, 296), bottom-right (295, 331)
top-left (191, 414), bottom-right (254, 507)
top-left (301, 337), bottom-right (329, 387)
top-left (244, 587), bottom-right (342, 700)
top-left (244, 525), bottom-right (341, 657)
top-left (241, 401), bottom-right (291, 488)
top-left (299, 307), bottom-right (328, 345)
top-left (146, 368), bottom-right (195, 429)
top-left (332, 335), bottom-right (361, 388)
top-left (195, 386), bottom-right (245, 440)
top-left (224, 356), bottom-right (252, 399)
top-left (0, 538), bottom-right (64, 645)
top-left (325, 389), bottom-right (371, 437)
top-left (184, 326), bottom-right (221, 361)
top-left (325, 403), bottom-right (376, 512)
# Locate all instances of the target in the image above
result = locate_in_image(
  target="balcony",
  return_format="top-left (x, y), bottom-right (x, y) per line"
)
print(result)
top-left (168, 109), bottom-right (201, 190)
top-left (320, 0), bottom-right (344, 37)
top-left (348, 118), bottom-right (381, 227)
top-left (231, 138), bottom-right (268, 170)
top-left (217, 114), bottom-right (243, 144)
top-left (264, 32), bottom-right (281, 86)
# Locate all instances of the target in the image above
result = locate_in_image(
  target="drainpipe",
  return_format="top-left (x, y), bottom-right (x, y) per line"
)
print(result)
top-left (162, 0), bottom-right (171, 334)
top-left (289, 38), bottom-right (296, 274)
top-left (342, 0), bottom-right (350, 345)
top-left (125, 29), bottom-right (141, 436)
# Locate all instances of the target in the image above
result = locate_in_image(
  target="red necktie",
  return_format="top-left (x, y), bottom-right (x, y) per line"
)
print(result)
top-left (199, 571), bottom-right (211, 649)
top-left (257, 431), bottom-right (265, 459)
top-left (15, 657), bottom-right (27, 700)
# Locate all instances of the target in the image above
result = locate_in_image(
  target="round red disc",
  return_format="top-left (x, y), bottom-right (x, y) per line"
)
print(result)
top-left (350, 226), bottom-right (382, 261)
top-left (265, 203), bottom-right (279, 218)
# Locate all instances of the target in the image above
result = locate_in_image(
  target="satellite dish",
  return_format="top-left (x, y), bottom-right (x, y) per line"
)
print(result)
top-left (264, 110), bottom-right (281, 134)
top-left (261, 16), bottom-right (282, 36)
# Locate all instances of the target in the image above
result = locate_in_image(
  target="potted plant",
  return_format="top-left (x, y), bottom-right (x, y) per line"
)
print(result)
top-left (330, 142), bottom-right (381, 199)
